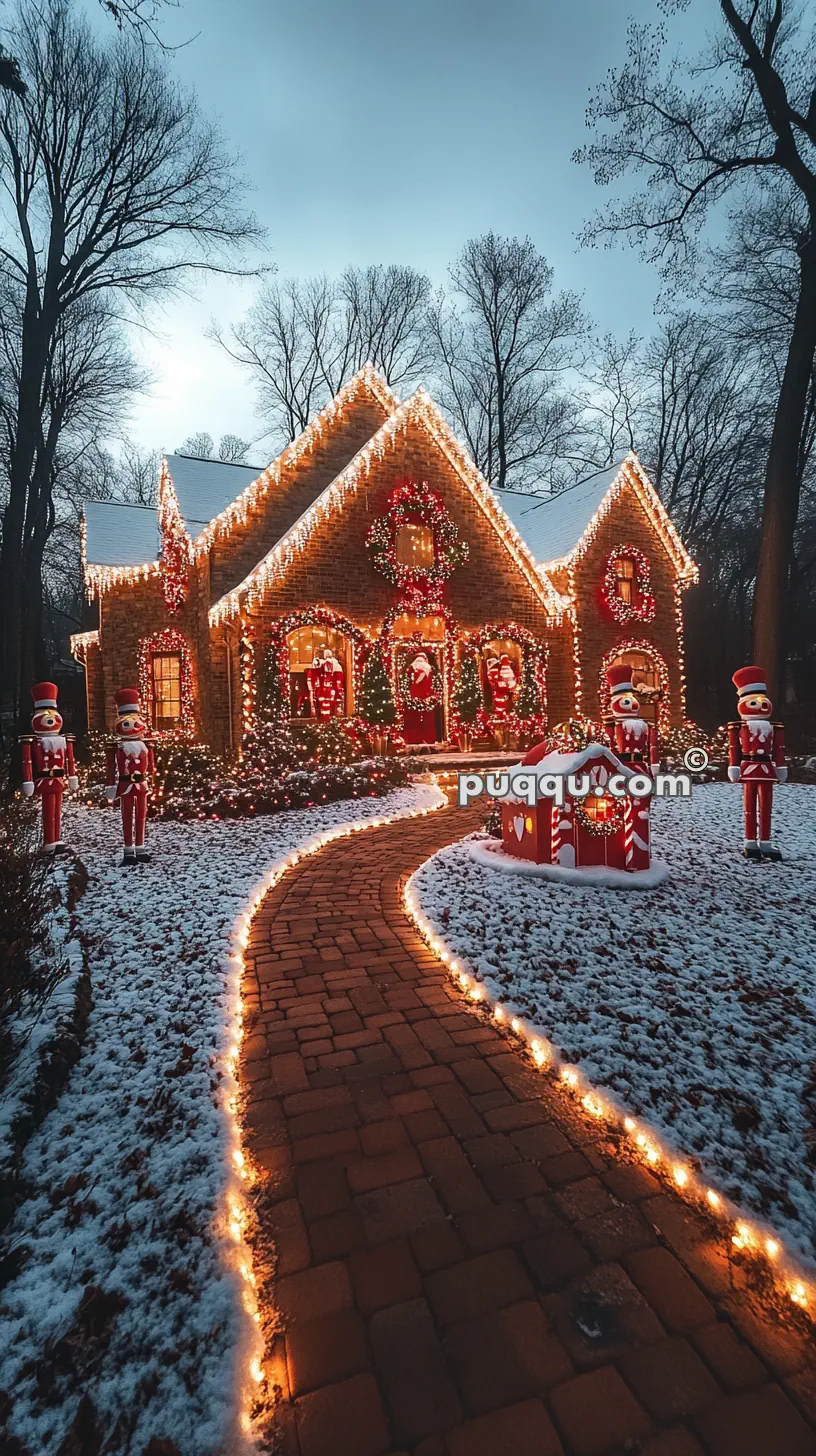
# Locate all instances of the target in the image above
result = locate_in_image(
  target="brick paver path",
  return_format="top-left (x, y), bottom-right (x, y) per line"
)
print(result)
top-left (240, 803), bottom-right (816, 1456)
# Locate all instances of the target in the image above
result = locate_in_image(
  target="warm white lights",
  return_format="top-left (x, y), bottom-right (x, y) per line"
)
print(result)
top-left (401, 868), bottom-right (815, 1323)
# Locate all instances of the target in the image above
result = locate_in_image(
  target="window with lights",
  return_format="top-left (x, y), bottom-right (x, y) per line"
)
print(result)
top-left (151, 653), bottom-right (182, 730)
top-left (395, 522), bottom-right (435, 570)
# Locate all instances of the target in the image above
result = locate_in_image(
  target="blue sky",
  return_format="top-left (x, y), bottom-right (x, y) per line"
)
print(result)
top-left (122, 0), bottom-right (709, 456)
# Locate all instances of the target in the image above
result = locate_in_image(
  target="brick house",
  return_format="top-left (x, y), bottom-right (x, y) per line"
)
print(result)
top-left (70, 366), bottom-right (698, 756)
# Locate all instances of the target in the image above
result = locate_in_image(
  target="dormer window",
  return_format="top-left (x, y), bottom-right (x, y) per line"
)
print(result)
top-left (395, 522), bottom-right (434, 569)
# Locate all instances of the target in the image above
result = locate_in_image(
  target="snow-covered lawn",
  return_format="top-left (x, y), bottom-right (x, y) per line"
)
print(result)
top-left (410, 783), bottom-right (816, 1267)
top-left (0, 783), bottom-right (443, 1456)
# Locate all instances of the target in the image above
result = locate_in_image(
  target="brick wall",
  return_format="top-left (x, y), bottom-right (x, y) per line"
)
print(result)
top-left (84, 639), bottom-right (106, 732)
top-left (570, 482), bottom-right (688, 727)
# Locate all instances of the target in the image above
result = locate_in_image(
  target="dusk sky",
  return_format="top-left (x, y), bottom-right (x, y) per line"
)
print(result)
top-left (118, 0), bottom-right (711, 459)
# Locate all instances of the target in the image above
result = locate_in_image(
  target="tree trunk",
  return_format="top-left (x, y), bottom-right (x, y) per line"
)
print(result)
top-left (752, 239), bottom-right (816, 702)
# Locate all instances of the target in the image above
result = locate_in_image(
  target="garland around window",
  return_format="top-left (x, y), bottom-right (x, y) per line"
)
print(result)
top-left (603, 544), bottom-right (656, 625)
top-left (366, 478), bottom-right (468, 606)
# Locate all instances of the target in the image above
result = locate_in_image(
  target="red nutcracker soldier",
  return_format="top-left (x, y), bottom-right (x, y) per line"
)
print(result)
top-left (105, 687), bottom-right (155, 867)
top-left (19, 682), bottom-right (78, 853)
top-left (605, 665), bottom-right (660, 775)
top-left (728, 666), bottom-right (786, 861)
top-left (487, 653), bottom-right (518, 720)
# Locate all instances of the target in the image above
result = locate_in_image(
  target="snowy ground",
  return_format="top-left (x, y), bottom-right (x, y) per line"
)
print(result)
top-left (411, 784), bottom-right (816, 1267)
top-left (0, 783), bottom-right (443, 1456)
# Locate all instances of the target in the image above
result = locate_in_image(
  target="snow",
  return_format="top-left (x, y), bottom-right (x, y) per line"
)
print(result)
top-left (83, 500), bottom-right (160, 567)
top-left (410, 783), bottom-right (816, 1267)
top-left (165, 455), bottom-right (263, 539)
top-left (492, 463), bottom-right (621, 563)
top-left (0, 864), bottom-right (85, 1162)
top-left (0, 783), bottom-right (444, 1455)
top-left (470, 839), bottom-right (670, 889)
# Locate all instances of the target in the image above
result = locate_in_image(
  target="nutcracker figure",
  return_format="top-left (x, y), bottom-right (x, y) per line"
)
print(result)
top-left (605, 665), bottom-right (660, 775)
top-left (105, 687), bottom-right (155, 866)
top-left (728, 666), bottom-right (786, 861)
top-left (486, 654), bottom-right (518, 720)
top-left (19, 682), bottom-right (78, 852)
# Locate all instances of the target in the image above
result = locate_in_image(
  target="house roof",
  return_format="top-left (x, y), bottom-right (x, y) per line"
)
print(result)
top-left (209, 388), bottom-right (570, 626)
top-left (164, 454), bottom-right (263, 536)
top-left (493, 465), bottom-right (621, 564)
top-left (494, 455), bottom-right (697, 583)
top-left (84, 500), bottom-right (161, 566)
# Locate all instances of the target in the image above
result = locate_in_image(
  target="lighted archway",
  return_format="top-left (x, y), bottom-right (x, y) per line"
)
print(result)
top-left (599, 641), bottom-right (670, 732)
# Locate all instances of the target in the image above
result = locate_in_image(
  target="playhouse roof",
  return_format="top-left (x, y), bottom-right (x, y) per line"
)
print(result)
top-left (509, 742), bottom-right (639, 784)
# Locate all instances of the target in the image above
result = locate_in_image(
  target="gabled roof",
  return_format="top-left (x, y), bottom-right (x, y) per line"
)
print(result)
top-left (81, 365), bottom-right (400, 583)
top-left (209, 389), bottom-right (570, 626)
top-left (494, 454), bottom-right (698, 584)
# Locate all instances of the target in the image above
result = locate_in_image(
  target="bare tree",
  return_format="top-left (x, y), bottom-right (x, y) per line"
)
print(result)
top-left (176, 431), bottom-right (250, 462)
top-left (428, 234), bottom-right (587, 492)
top-left (0, 0), bottom-right (261, 726)
top-left (214, 263), bottom-right (432, 447)
top-left (575, 0), bottom-right (816, 701)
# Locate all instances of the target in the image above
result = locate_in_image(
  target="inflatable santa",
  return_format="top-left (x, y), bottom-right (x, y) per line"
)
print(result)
top-left (402, 650), bottom-right (438, 745)
top-left (605, 665), bottom-right (660, 775)
top-left (728, 666), bottom-right (786, 861)
top-left (307, 648), bottom-right (345, 719)
top-left (487, 653), bottom-right (518, 720)
top-left (19, 682), bottom-right (78, 853)
top-left (105, 687), bottom-right (155, 866)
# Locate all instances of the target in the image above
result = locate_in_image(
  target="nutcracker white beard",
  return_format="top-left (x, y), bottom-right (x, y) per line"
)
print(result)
top-left (38, 735), bottom-right (66, 751)
top-left (120, 738), bottom-right (146, 756)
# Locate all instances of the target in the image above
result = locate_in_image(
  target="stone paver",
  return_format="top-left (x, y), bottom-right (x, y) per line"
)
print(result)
top-left (239, 803), bottom-right (816, 1455)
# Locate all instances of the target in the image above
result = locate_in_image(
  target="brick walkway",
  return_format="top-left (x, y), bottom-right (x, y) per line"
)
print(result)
top-left (239, 803), bottom-right (816, 1456)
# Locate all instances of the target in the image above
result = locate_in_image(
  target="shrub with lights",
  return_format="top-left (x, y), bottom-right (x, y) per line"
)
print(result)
top-left (358, 647), bottom-right (397, 733)
top-left (452, 651), bottom-right (483, 748)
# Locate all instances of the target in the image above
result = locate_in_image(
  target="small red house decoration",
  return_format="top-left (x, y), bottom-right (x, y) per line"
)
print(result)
top-left (500, 742), bottom-right (653, 874)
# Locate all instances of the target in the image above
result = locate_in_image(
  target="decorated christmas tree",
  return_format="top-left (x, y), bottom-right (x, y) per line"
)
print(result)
top-left (358, 647), bottom-right (397, 727)
top-left (515, 653), bottom-right (542, 722)
top-left (453, 650), bottom-right (483, 724)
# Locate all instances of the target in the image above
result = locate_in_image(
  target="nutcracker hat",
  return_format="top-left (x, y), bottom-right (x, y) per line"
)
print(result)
top-left (31, 681), bottom-right (58, 710)
top-left (606, 664), bottom-right (634, 700)
top-left (732, 666), bottom-right (768, 700)
top-left (114, 686), bottom-right (142, 719)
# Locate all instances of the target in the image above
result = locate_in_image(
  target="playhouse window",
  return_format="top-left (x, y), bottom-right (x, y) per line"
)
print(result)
top-left (152, 653), bottom-right (181, 729)
top-left (395, 522), bottom-right (434, 569)
top-left (614, 556), bottom-right (636, 604)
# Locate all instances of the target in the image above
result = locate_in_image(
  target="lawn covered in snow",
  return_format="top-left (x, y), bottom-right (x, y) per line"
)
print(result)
top-left (0, 783), bottom-right (443, 1456)
top-left (411, 783), bottom-right (816, 1266)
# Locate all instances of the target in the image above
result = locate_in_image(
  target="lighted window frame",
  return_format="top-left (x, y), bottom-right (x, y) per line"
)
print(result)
top-left (286, 625), bottom-right (351, 718)
top-left (395, 522), bottom-right (435, 570)
top-left (614, 556), bottom-right (636, 605)
top-left (151, 652), bottom-right (182, 729)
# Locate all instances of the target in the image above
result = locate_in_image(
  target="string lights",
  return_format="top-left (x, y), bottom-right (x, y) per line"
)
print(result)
top-left (366, 477), bottom-right (469, 607)
top-left (229, 785), bottom-right (447, 1445)
top-left (401, 875), bottom-right (815, 1325)
top-left (602, 543), bottom-right (656, 625)
top-left (137, 627), bottom-right (196, 737)
top-left (69, 629), bottom-right (99, 664)
top-left (598, 641), bottom-right (672, 734)
top-left (208, 389), bottom-right (569, 628)
top-left (157, 464), bottom-right (192, 613)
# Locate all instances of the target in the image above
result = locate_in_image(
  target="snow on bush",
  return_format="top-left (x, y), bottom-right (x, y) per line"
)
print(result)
top-left (0, 784), bottom-right (443, 1456)
top-left (411, 783), bottom-right (816, 1265)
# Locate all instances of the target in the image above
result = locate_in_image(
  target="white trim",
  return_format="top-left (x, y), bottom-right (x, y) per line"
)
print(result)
top-left (738, 682), bottom-right (767, 697)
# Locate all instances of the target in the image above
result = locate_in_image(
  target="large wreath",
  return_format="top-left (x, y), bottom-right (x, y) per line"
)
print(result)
top-left (602, 544), bottom-right (656, 625)
top-left (573, 792), bottom-right (625, 838)
top-left (366, 478), bottom-right (468, 601)
top-left (398, 654), bottom-right (443, 711)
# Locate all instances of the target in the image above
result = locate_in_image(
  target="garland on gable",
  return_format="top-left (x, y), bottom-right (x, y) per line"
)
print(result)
top-left (366, 478), bottom-right (468, 608)
top-left (158, 469), bottom-right (192, 614)
top-left (602, 544), bottom-right (656, 626)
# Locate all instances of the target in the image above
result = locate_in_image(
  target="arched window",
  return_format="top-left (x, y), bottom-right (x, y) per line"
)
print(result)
top-left (614, 556), bottom-right (636, 605)
top-left (287, 624), bottom-right (351, 717)
top-left (395, 522), bottom-right (434, 570)
top-left (479, 638), bottom-right (522, 696)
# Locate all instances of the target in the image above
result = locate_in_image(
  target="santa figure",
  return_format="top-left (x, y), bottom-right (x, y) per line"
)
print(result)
top-left (20, 682), bottom-right (78, 853)
top-left (403, 650), bottom-right (438, 745)
top-left (728, 666), bottom-right (786, 861)
top-left (105, 687), bottom-right (155, 866)
top-left (308, 648), bottom-right (345, 719)
top-left (605, 665), bottom-right (660, 775)
top-left (487, 653), bottom-right (518, 720)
